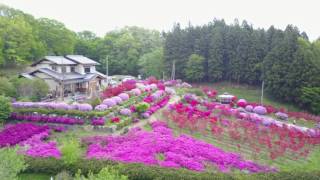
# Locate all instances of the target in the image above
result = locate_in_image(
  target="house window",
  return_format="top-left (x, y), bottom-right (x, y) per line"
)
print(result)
top-left (71, 67), bottom-right (75, 72)
top-left (51, 65), bottom-right (57, 71)
top-left (61, 66), bottom-right (67, 73)
top-left (85, 67), bottom-right (91, 73)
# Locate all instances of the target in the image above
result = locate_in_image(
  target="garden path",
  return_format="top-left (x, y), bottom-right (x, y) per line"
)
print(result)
top-left (113, 95), bottom-right (181, 135)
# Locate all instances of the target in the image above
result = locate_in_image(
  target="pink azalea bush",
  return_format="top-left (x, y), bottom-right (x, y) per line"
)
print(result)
top-left (245, 105), bottom-right (254, 112)
top-left (102, 98), bottom-right (117, 107)
top-left (95, 104), bottom-right (109, 111)
top-left (130, 88), bottom-right (142, 96)
top-left (118, 93), bottom-right (130, 101)
top-left (253, 106), bottom-right (267, 115)
top-left (275, 112), bottom-right (289, 121)
top-left (84, 121), bottom-right (275, 173)
top-left (12, 102), bottom-right (92, 111)
top-left (112, 96), bottom-right (123, 104)
top-left (120, 108), bottom-right (132, 116)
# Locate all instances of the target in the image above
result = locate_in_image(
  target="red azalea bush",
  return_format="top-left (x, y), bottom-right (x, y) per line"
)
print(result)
top-left (102, 80), bottom-right (136, 99)
top-left (146, 76), bottom-right (159, 85)
top-left (111, 117), bottom-right (120, 123)
top-left (164, 98), bottom-right (320, 161)
top-left (202, 86), bottom-right (218, 98)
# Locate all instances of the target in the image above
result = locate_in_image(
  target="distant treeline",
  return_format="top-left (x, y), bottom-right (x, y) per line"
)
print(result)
top-left (0, 5), bottom-right (163, 77)
top-left (163, 20), bottom-right (320, 114)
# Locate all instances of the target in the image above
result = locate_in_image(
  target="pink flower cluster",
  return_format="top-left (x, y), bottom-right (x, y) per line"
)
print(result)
top-left (84, 121), bottom-right (276, 173)
top-left (144, 95), bottom-right (170, 117)
top-left (10, 113), bottom-right (85, 125)
top-left (0, 123), bottom-right (49, 147)
top-left (19, 130), bottom-right (61, 158)
top-left (12, 102), bottom-right (93, 111)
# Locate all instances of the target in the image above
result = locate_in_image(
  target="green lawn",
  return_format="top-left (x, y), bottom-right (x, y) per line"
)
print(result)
top-left (18, 173), bottom-right (53, 180)
top-left (194, 81), bottom-right (300, 111)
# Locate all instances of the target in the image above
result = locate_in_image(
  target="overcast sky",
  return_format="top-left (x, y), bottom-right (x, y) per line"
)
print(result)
top-left (1, 0), bottom-right (319, 40)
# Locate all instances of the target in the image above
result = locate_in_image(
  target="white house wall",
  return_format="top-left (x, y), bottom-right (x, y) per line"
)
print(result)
top-left (76, 65), bottom-right (85, 74)
top-left (90, 66), bottom-right (96, 73)
top-left (34, 60), bottom-right (53, 70)
top-left (33, 72), bottom-right (59, 91)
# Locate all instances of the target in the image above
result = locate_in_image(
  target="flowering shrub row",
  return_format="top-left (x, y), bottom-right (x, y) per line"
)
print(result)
top-left (83, 121), bottom-right (276, 173)
top-left (10, 113), bottom-right (85, 125)
top-left (102, 80), bottom-right (136, 98)
top-left (0, 123), bottom-right (49, 148)
top-left (12, 102), bottom-right (93, 111)
top-left (165, 98), bottom-right (320, 161)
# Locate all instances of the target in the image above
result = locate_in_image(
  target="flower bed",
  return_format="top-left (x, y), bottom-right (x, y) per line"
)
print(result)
top-left (19, 129), bottom-right (61, 158)
top-left (83, 121), bottom-right (276, 173)
top-left (165, 97), bottom-right (320, 160)
top-left (10, 113), bottom-right (85, 125)
top-left (12, 102), bottom-right (93, 111)
top-left (0, 123), bottom-right (49, 148)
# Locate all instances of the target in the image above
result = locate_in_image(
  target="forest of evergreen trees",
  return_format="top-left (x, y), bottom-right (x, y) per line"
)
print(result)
top-left (0, 5), bottom-right (319, 114)
top-left (164, 20), bottom-right (320, 114)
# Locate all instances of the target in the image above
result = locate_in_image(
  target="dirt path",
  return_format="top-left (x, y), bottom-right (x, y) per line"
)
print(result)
top-left (113, 95), bottom-right (181, 135)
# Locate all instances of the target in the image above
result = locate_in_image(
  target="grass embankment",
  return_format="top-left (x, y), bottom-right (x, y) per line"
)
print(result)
top-left (192, 82), bottom-right (316, 127)
top-left (194, 82), bottom-right (299, 111)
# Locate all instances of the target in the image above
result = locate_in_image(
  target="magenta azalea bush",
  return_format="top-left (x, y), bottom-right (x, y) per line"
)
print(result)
top-left (0, 123), bottom-right (49, 148)
top-left (10, 113), bottom-right (85, 125)
top-left (91, 117), bottom-right (105, 126)
top-left (237, 99), bottom-right (247, 108)
top-left (84, 121), bottom-right (275, 173)
top-left (19, 130), bottom-right (61, 158)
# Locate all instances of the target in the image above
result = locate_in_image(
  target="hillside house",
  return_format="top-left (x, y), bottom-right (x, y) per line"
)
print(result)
top-left (21, 55), bottom-right (106, 97)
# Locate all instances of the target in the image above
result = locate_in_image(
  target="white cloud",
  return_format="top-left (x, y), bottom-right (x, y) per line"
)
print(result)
top-left (1, 0), bottom-right (319, 40)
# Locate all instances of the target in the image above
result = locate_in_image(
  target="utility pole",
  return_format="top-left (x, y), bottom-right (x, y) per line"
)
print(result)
top-left (162, 71), bottom-right (165, 81)
top-left (261, 81), bottom-right (264, 105)
top-left (105, 56), bottom-right (109, 85)
top-left (171, 60), bottom-right (175, 80)
top-left (61, 58), bottom-right (65, 101)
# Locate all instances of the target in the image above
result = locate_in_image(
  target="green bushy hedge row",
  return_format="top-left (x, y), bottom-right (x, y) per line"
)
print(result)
top-left (24, 157), bottom-right (320, 180)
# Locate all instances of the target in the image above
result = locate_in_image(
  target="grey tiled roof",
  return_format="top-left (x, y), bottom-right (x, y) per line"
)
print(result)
top-left (65, 55), bottom-right (100, 65)
top-left (27, 68), bottom-right (106, 84)
top-left (44, 56), bottom-right (76, 65)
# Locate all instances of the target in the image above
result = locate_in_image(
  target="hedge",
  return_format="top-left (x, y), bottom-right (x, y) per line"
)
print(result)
top-left (24, 157), bottom-right (320, 180)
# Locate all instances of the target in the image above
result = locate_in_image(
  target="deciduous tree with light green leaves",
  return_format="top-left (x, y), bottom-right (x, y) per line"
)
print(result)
top-left (0, 95), bottom-right (12, 124)
top-left (0, 147), bottom-right (28, 180)
top-left (185, 54), bottom-right (205, 82)
top-left (138, 48), bottom-right (164, 79)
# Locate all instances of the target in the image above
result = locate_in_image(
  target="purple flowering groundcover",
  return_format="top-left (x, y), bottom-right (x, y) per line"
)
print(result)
top-left (84, 121), bottom-right (276, 173)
